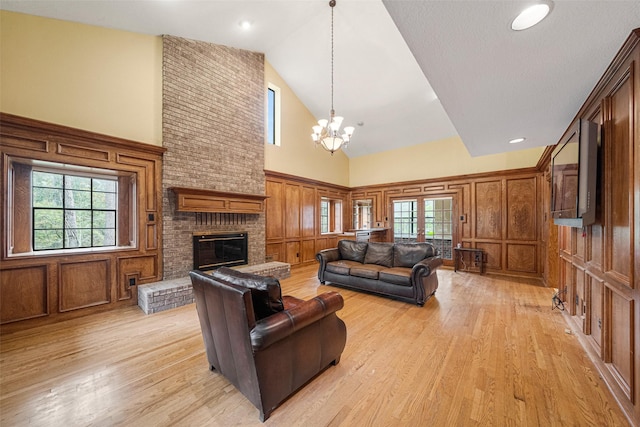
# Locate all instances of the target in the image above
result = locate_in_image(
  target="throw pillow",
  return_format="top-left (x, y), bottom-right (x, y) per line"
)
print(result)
top-left (363, 242), bottom-right (394, 267)
top-left (338, 240), bottom-right (369, 263)
top-left (393, 243), bottom-right (435, 268)
top-left (209, 267), bottom-right (284, 320)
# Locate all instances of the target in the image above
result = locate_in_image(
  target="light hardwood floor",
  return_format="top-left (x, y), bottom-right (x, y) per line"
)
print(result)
top-left (0, 266), bottom-right (631, 426)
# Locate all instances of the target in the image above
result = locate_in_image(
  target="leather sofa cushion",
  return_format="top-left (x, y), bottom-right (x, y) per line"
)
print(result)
top-left (393, 243), bottom-right (436, 268)
top-left (379, 267), bottom-right (412, 286)
top-left (326, 260), bottom-right (362, 276)
top-left (364, 242), bottom-right (394, 267)
top-left (209, 267), bottom-right (284, 320)
top-left (338, 240), bottom-right (368, 263)
top-left (350, 264), bottom-right (387, 280)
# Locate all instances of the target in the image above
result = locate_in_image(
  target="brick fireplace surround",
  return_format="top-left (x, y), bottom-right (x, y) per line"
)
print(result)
top-left (162, 35), bottom-right (266, 280)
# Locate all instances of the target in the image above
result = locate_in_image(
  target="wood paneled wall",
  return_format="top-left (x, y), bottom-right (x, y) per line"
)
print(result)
top-left (351, 169), bottom-right (544, 276)
top-left (265, 171), bottom-right (349, 266)
top-left (267, 167), bottom-right (544, 277)
top-left (0, 114), bottom-right (165, 325)
top-left (542, 29), bottom-right (639, 425)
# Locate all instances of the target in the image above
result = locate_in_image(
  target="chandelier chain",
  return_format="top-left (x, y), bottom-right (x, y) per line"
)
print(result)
top-left (330, 1), bottom-right (334, 112)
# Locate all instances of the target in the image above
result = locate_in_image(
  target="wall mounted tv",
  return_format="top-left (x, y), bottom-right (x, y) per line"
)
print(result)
top-left (551, 119), bottom-right (599, 228)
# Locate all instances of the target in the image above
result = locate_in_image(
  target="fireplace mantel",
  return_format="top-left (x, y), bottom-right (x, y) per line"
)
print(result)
top-left (170, 187), bottom-right (268, 213)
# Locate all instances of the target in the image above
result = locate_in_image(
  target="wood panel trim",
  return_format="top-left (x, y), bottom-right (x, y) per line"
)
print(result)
top-left (349, 166), bottom-right (541, 193)
top-left (265, 170), bottom-right (350, 192)
top-left (0, 113), bottom-right (166, 156)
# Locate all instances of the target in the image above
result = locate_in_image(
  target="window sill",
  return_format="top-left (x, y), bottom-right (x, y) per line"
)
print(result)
top-left (7, 244), bottom-right (137, 258)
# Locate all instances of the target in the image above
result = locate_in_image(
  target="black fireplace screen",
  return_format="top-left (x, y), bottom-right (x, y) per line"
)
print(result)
top-left (193, 232), bottom-right (248, 271)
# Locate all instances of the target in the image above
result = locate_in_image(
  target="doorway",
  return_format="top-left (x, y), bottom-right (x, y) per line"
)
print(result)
top-left (392, 196), bottom-right (454, 261)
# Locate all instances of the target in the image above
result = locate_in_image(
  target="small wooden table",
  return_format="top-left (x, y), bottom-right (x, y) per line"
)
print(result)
top-left (454, 247), bottom-right (485, 274)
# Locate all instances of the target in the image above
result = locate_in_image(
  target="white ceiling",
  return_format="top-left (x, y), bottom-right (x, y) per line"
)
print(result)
top-left (2, 1), bottom-right (639, 158)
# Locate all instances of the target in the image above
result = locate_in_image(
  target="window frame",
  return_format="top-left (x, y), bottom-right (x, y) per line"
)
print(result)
top-left (6, 157), bottom-right (137, 257)
top-left (320, 197), bottom-right (342, 234)
top-left (267, 83), bottom-right (281, 147)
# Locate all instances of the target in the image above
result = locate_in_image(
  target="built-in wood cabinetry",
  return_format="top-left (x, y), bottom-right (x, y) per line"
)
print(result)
top-left (0, 114), bottom-right (165, 325)
top-left (547, 29), bottom-right (639, 425)
top-left (265, 171), bottom-right (348, 266)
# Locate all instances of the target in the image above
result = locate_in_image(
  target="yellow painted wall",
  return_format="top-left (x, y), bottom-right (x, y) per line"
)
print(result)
top-left (264, 61), bottom-right (349, 187)
top-left (349, 136), bottom-right (546, 187)
top-left (0, 11), bottom-right (162, 146)
top-left (1, 11), bottom-right (545, 187)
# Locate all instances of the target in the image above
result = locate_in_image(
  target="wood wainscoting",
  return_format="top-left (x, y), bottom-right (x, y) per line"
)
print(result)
top-left (265, 171), bottom-right (350, 266)
top-left (541, 29), bottom-right (640, 426)
top-left (266, 168), bottom-right (545, 278)
top-left (350, 169), bottom-right (545, 277)
top-left (0, 114), bottom-right (165, 325)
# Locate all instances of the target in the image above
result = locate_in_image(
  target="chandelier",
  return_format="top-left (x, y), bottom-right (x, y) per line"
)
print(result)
top-left (311, 0), bottom-right (354, 155)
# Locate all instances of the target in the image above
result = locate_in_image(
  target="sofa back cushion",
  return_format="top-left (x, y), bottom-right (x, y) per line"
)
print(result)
top-left (338, 240), bottom-right (369, 263)
top-left (363, 242), bottom-right (394, 268)
top-left (393, 243), bottom-right (437, 268)
top-left (209, 267), bottom-right (284, 321)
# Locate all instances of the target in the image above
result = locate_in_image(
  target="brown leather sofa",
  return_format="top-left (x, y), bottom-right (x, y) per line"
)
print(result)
top-left (189, 268), bottom-right (346, 422)
top-left (316, 240), bottom-right (442, 306)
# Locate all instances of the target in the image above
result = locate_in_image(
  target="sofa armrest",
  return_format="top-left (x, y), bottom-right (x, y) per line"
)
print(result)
top-left (316, 248), bottom-right (340, 263)
top-left (250, 291), bottom-right (344, 351)
top-left (411, 255), bottom-right (443, 278)
top-left (316, 248), bottom-right (340, 282)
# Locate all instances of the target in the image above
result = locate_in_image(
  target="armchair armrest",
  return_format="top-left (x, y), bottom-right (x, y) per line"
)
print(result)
top-left (250, 291), bottom-right (344, 351)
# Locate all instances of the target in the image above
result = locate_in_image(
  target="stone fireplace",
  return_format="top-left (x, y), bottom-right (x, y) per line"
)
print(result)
top-left (162, 35), bottom-right (266, 280)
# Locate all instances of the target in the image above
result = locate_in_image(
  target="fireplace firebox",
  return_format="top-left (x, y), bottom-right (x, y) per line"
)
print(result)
top-left (193, 232), bottom-right (248, 271)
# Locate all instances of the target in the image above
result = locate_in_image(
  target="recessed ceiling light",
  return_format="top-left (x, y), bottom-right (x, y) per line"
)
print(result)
top-left (511, 3), bottom-right (550, 31)
top-left (509, 137), bottom-right (526, 144)
top-left (239, 20), bottom-right (252, 31)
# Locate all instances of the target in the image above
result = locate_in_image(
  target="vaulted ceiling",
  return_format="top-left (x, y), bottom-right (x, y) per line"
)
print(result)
top-left (2, 1), bottom-right (639, 158)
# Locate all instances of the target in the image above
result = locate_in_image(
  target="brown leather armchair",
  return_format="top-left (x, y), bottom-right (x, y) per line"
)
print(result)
top-left (189, 268), bottom-right (347, 422)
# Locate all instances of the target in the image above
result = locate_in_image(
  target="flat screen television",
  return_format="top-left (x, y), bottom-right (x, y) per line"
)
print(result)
top-left (551, 119), bottom-right (599, 227)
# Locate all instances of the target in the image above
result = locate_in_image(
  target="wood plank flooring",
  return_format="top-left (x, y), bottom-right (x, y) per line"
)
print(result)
top-left (0, 266), bottom-right (631, 426)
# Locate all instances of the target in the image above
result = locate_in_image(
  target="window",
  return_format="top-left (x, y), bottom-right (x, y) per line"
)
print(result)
top-left (393, 200), bottom-right (418, 242)
top-left (424, 197), bottom-right (453, 259)
top-left (32, 171), bottom-right (117, 250)
top-left (7, 158), bottom-right (136, 256)
top-left (320, 199), bottom-right (329, 233)
top-left (267, 83), bottom-right (281, 146)
top-left (320, 197), bottom-right (342, 234)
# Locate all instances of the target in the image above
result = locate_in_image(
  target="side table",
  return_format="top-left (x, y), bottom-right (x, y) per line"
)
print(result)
top-left (454, 247), bottom-right (485, 274)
